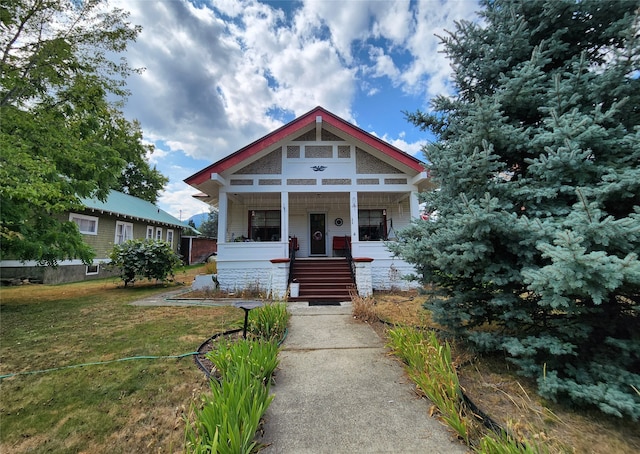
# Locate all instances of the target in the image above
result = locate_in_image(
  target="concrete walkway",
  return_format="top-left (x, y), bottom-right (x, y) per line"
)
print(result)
top-left (259, 302), bottom-right (468, 454)
top-left (131, 292), bottom-right (467, 452)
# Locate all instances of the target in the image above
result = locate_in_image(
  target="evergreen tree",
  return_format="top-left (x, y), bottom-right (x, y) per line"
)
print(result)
top-left (199, 209), bottom-right (219, 239)
top-left (391, 0), bottom-right (640, 419)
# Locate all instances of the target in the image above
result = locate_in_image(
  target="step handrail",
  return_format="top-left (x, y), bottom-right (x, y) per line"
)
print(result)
top-left (344, 236), bottom-right (356, 284)
top-left (288, 240), bottom-right (297, 284)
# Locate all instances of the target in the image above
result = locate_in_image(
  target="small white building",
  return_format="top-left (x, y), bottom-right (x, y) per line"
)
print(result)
top-left (184, 107), bottom-right (431, 300)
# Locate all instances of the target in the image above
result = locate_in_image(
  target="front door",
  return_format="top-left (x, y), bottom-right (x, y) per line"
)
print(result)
top-left (309, 213), bottom-right (326, 255)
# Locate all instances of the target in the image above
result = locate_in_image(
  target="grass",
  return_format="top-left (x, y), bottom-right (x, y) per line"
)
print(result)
top-left (0, 266), bottom-right (244, 453)
top-left (369, 291), bottom-right (640, 454)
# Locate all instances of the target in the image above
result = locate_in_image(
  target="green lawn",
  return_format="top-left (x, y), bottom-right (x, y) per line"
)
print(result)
top-left (0, 269), bottom-right (243, 453)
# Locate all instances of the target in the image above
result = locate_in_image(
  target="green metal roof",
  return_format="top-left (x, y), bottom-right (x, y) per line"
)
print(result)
top-left (80, 190), bottom-right (189, 229)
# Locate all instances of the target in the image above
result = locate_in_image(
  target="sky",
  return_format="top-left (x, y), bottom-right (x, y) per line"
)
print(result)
top-left (110, 0), bottom-right (481, 220)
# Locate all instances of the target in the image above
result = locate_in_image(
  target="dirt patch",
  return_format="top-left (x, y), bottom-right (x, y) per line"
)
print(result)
top-left (193, 330), bottom-right (245, 379)
top-left (368, 292), bottom-right (640, 454)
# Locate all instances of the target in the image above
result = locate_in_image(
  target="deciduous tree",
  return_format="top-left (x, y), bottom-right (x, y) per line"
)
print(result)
top-left (0, 0), bottom-right (166, 265)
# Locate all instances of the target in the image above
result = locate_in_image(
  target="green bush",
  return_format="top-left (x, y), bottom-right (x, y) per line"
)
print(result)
top-left (108, 239), bottom-right (182, 286)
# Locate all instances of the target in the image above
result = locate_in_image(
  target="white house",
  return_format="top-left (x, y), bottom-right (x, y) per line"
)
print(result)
top-left (184, 106), bottom-right (431, 300)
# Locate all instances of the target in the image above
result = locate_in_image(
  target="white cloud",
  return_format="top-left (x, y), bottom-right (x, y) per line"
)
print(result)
top-left (108, 0), bottom-right (480, 217)
top-left (369, 46), bottom-right (400, 80)
top-left (401, 0), bottom-right (479, 99)
top-left (159, 181), bottom-right (211, 220)
top-left (377, 133), bottom-right (428, 159)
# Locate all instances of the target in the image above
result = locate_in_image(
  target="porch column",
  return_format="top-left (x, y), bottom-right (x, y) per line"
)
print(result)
top-left (218, 191), bottom-right (228, 242)
top-left (281, 191), bottom-right (289, 243)
top-left (410, 191), bottom-right (420, 219)
top-left (349, 191), bottom-right (359, 243)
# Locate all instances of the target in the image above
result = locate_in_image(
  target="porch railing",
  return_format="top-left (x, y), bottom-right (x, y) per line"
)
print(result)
top-left (288, 238), bottom-right (297, 284)
top-left (344, 236), bottom-right (355, 283)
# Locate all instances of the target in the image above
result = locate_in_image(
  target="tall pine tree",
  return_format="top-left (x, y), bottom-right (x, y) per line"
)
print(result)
top-left (391, 0), bottom-right (640, 419)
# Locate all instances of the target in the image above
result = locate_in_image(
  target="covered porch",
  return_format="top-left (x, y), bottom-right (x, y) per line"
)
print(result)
top-left (212, 189), bottom-right (421, 299)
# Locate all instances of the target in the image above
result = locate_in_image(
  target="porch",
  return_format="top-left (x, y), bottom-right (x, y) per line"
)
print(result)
top-left (213, 190), bottom-right (420, 299)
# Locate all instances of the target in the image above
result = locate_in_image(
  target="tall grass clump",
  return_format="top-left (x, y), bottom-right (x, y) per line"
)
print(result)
top-left (387, 326), bottom-right (469, 444)
top-left (207, 339), bottom-right (280, 384)
top-left (248, 302), bottom-right (289, 342)
top-left (186, 303), bottom-right (289, 453)
top-left (386, 326), bottom-right (545, 452)
top-left (351, 290), bottom-right (378, 323)
top-left (185, 359), bottom-right (275, 454)
top-left (476, 429), bottom-right (547, 454)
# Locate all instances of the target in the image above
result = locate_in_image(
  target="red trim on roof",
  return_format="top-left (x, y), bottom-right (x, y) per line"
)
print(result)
top-left (185, 106), bottom-right (424, 187)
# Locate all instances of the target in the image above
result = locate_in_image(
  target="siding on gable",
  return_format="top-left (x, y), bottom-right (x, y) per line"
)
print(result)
top-left (355, 147), bottom-right (404, 174)
top-left (321, 129), bottom-right (344, 141)
top-left (305, 145), bottom-right (332, 158)
top-left (236, 148), bottom-right (282, 174)
top-left (292, 129), bottom-right (316, 141)
top-left (286, 145), bottom-right (300, 158)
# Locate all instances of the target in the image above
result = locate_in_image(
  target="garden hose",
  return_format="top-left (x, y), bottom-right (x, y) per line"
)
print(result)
top-left (0, 352), bottom-right (199, 381)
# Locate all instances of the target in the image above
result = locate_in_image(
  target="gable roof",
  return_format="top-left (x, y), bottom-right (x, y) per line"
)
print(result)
top-left (80, 190), bottom-right (188, 228)
top-left (185, 106), bottom-right (425, 187)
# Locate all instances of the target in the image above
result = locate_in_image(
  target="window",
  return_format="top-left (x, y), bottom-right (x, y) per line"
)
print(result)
top-left (166, 229), bottom-right (174, 248)
top-left (155, 227), bottom-right (162, 241)
top-left (69, 213), bottom-right (98, 235)
top-left (146, 226), bottom-right (154, 239)
top-left (249, 210), bottom-right (281, 241)
top-left (115, 221), bottom-right (133, 245)
top-left (86, 264), bottom-right (99, 275)
top-left (358, 209), bottom-right (387, 241)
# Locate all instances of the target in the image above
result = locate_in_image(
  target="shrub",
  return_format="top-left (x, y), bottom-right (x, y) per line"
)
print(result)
top-left (108, 239), bottom-right (182, 286)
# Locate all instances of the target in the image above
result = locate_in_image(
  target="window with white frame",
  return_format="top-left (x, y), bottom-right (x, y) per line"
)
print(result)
top-left (146, 226), bottom-right (154, 239)
top-left (69, 213), bottom-right (98, 235)
top-left (86, 264), bottom-right (99, 275)
top-left (166, 229), bottom-right (174, 248)
top-left (249, 210), bottom-right (281, 241)
top-left (115, 221), bottom-right (133, 245)
top-left (155, 227), bottom-right (162, 241)
top-left (358, 209), bottom-right (387, 241)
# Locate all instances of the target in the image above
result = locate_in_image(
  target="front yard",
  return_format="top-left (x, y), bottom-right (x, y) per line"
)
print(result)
top-left (0, 266), bottom-right (243, 453)
top-left (1, 269), bottom-right (638, 453)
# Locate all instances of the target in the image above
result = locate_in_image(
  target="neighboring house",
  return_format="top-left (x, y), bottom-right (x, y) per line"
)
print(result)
top-left (0, 190), bottom-right (189, 284)
top-left (184, 106), bottom-right (432, 299)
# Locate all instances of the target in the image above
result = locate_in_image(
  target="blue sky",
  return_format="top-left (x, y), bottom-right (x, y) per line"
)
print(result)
top-left (112, 0), bottom-right (480, 220)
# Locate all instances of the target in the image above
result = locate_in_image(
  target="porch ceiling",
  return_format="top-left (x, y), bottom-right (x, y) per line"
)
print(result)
top-left (225, 191), bottom-right (412, 207)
